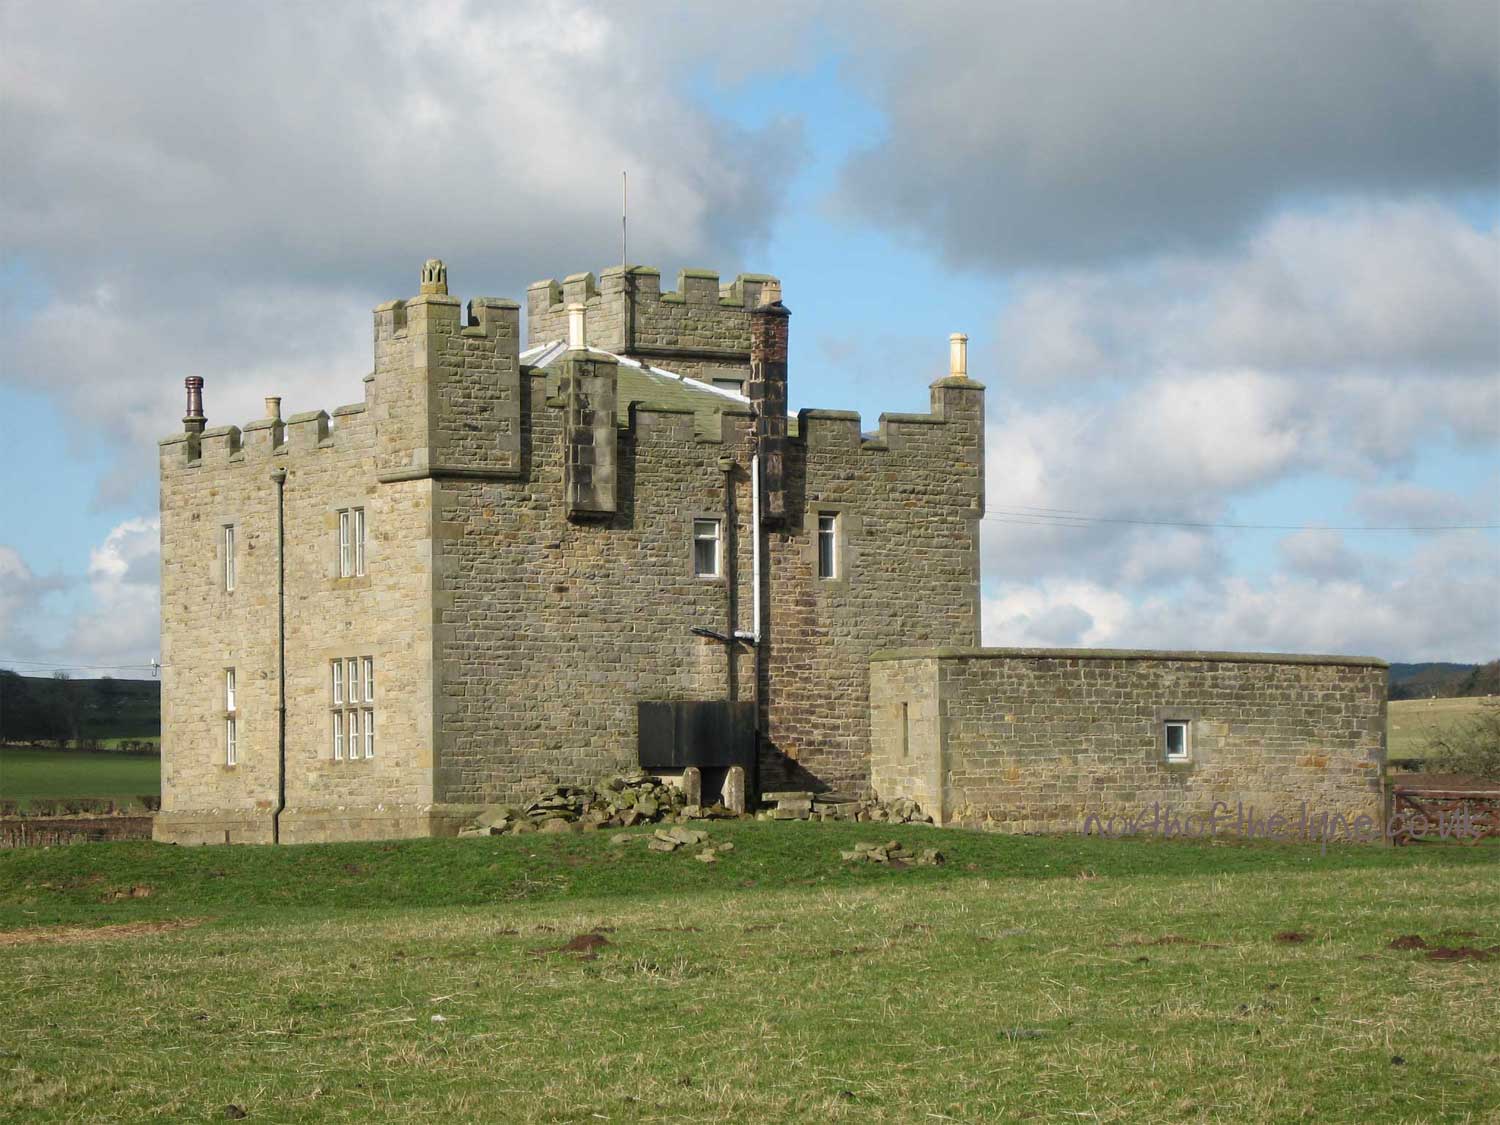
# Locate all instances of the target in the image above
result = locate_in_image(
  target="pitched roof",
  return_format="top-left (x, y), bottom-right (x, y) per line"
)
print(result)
top-left (520, 342), bottom-right (749, 416)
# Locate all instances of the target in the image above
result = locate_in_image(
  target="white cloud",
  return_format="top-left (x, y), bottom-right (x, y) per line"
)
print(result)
top-left (66, 519), bottom-right (161, 668)
top-left (0, 0), bottom-right (806, 507)
top-left (0, 547), bottom-right (69, 661)
top-left (1277, 530), bottom-right (1364, 581)
top-left (836, 0), bottom-right (1498, 268)
top-left (0, 1), bottom-right (801, 291)
top-left (983, 533), bottom-right (1500, 663)
top-left (999, 203), bottom-right (1499, 385)
top-left (981, 202), bottom-right (1499, 592)
top-left (0, 524), bottom-right (160, 672)
top-left (1353, 481), bottom-right (1500, 529)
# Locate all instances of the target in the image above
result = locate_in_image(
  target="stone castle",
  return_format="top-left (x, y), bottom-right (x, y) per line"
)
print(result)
top-left (155, 261), bottom-right (984, 843)
top-left (156, 259), bottom-right (1385, 846)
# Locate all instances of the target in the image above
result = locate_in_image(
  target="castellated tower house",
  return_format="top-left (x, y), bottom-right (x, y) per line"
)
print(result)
top-left (156, 261), bottom-right (985, 844)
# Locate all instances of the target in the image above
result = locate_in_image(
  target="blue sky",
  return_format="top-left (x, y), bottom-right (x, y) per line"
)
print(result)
top-left (1, 0), bottom-right (1496, 673)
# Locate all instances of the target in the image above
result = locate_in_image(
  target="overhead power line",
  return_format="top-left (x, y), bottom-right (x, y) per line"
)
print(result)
top-left (981, 505), bottom-right (1499, 533)
top-left (0, 657), bottom-right (162, 674)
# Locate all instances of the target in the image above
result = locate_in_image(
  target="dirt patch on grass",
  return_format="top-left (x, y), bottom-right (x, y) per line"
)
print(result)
top-left (533, 931), bottom-right (612, 962)
top-left (0, 919), bottom-right (202, 947)
top-left (100, 884), bottom-right (153, 902)
top-left (1388, 935), bottom-right (1429, 950)
top-left (1385, 934), bottom-right (1498, 961)
top-left (1274, 931), bottom-right (1312, 944)
top-left (1424, 945), bottom-right (1496, 963)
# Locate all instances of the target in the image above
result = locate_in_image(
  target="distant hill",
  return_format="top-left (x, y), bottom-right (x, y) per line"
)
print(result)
top-left (1388, 661), bottom-right (1498, 700)
top-left (0, 671), bottom-right (160, 745)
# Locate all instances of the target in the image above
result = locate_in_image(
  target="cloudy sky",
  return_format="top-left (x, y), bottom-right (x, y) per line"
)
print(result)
top-left (2, 0), bottom-right (1497, 675)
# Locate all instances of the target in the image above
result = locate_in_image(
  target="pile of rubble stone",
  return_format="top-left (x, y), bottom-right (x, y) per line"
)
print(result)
top-left (615, 825), bottom-right (736, 863)
top-left (758, 791), bottom-right (934, 825)
top-left (459, 769), bottom-right (740, 837)
top-left (840, 839), bottom-right (945, 866)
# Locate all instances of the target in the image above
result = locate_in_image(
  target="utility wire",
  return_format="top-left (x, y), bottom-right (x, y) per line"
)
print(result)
top-left (0, 657), bottom-right (162, 673)
top-left (981, 505), bottom-right (1498, 533)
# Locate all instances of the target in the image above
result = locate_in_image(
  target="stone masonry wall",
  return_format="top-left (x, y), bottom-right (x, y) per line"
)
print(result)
top-left (431, 373), bottom-right (983, 805)
top-left (760, 380), bottom-right (984, 793)
top-left (870, 649), bottom-right (1387, 836)
top-left (156, 381), bottom-right (439, 844)
top-left (159, 260), bottom-right (983, 841)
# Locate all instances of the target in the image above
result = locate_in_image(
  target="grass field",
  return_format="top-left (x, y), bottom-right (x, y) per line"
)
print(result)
top-left (0, 747), bottom-right (160, 808)
top-left (1, 823), bottom-right (1496, 1122)
top-left (1388, 697), bottom-right (1494, 761)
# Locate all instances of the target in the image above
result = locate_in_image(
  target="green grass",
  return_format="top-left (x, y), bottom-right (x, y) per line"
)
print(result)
top-left (2, 823), bottom-right (1497, 1122)
top-left (1389, 697), bottom-right (1493, 761)
top-left (0, 747), bottom-right (160, 808)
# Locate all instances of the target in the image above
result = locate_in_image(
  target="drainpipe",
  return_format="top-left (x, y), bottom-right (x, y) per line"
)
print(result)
top-left (750, 454), bottom-right (761, 644)
top-left (721, 458), bottom-right (738, 702)
top-left (270, 466), bottom-right (287, 844)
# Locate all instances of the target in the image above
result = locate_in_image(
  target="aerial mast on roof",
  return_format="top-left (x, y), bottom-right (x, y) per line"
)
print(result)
top-left (621, 170), bottom-right (628, 273)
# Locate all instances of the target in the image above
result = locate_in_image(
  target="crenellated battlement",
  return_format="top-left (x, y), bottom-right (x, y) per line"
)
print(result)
top-left (526, 265), bottom-right (780, 391)
top-left (158, 395), bottom-right (374, 475)
top-left (526, 266), bottom-right (778, 319)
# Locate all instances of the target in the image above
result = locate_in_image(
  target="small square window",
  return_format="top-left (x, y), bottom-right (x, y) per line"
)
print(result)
top-left (331, 660), bottom-right (342, 705)
top-left (693, 518), bottom-right (721, 578)
top-left (1164, 720), bottom-right (1190, 762)
top-left (225, 668), bottom-right (236, 713)
top-left (362, 657), bottom-right (374, 702)
top-left (817, 513), bottom-right (838, 579)
top-left (225, 716), bottom-right (237, 767)
top-left (363, 709), bottom-right (375, 759)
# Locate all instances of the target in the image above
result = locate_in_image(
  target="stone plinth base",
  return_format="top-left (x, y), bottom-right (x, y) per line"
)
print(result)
top-left (153, 809), bottom-right (276, 845)
top-left (154, 804), bottom-right (480, 845)
top-left (278, 803), bottom-right (475, 844)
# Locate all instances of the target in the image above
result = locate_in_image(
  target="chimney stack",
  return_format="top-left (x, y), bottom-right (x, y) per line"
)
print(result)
top-left (419, 258), bottom-right (448, 295)
top-left (264, 396), bottom-right (282, 421)
top-left (748, 290), bottom-right (790, 526)
top-left (183, 377), bottom-right (206, 435)
top-left (567, 303), bottom-right (587, 351)
top-left (949, 332), bottom-right (969, 379)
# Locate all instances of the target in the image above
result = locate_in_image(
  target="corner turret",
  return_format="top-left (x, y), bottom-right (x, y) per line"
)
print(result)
top-left (371, 259), bottom-right (522, 483)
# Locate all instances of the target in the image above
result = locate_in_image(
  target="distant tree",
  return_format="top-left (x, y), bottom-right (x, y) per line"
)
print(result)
top-left (95, 674), bottom-right (121, 717)
top-left (1457, 660), bottom-right (1500, 698)
top-left (1426, 700), bottom-right (1500, 782)
top-left (0, 670), bottom-right (63, 744)
top-left (45, 672), bottom-right (82, 748)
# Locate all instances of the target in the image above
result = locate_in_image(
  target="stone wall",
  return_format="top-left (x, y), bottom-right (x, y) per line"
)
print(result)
top-left (156, 368), bottom-right (440, 845)
top-left (158, 261), bottom-right (983, 841)
top-left (430, 375), bottom-right (983, 804)
top-left (870, 649), bottom-right (1387, 836)
top-left (2, 816), bottom-right (155, 848)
